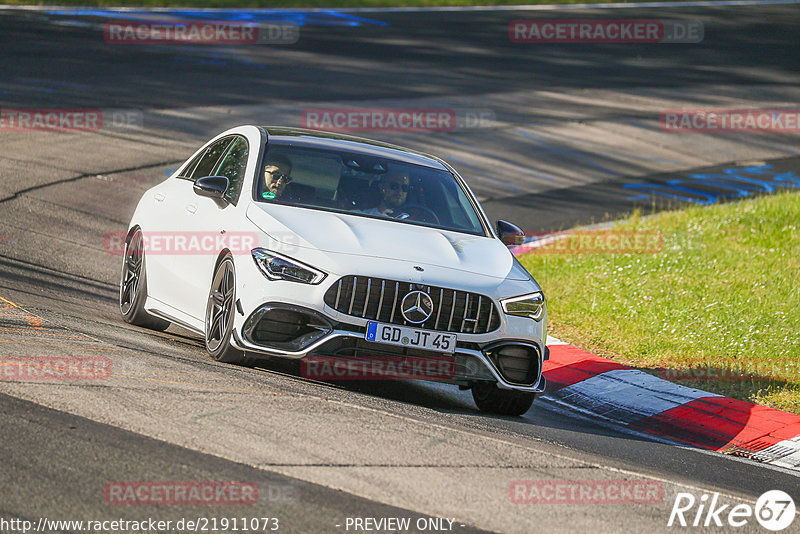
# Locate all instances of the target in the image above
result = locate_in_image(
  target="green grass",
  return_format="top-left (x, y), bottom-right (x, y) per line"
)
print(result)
top-left (0, 0), bottom-right (713, 7)
top-left (519, 191), bottom-right (800, 414)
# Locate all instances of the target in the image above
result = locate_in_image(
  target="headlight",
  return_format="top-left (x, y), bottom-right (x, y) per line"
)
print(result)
top-left (501, 292), bottom-right (545, 321)
top-left (251, 248), bottom-right (326, 284)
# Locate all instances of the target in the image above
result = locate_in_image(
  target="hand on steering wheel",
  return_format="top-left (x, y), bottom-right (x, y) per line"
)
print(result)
top-left (391, 205), bottom-right (440, 225)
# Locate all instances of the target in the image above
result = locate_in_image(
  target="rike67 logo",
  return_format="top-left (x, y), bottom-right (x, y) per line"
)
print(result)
top-left (669, 490), bottom-right (795, 531)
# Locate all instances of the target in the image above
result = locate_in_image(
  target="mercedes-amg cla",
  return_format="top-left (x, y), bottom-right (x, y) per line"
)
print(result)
top-left (120, 126), bottom-right (548, 415)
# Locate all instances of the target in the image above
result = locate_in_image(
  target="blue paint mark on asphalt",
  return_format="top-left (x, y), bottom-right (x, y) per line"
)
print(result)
top-left (668, 178), bottom-right (750, 199)
top-left (44, 9), bottom-right (389, 27)
top-left (623, 164), bottom-right (800, 204)
top-left (623, 183), bottom-right (719, 204)
top-left (691, 172), bottom-right (775, 193)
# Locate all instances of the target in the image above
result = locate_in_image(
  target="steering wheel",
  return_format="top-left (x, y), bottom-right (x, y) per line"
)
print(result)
top-left (392, 205), bottom-right (440, 225)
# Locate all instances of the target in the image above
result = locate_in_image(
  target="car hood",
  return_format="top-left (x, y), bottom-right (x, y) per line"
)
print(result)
top-left (246, 203), bottom-right (531, 281)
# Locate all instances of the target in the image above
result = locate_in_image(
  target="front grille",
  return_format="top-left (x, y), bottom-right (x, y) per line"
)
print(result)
top-left (323, 276), bottom-right (501, 334)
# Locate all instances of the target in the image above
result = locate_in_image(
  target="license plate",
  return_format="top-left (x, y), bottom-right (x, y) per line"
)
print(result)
top-left (365, 321), bottom-right (456, 354)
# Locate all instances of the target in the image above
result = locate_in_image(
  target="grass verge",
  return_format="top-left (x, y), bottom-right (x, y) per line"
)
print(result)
top-left (518, 191), bottom-right (800, 414)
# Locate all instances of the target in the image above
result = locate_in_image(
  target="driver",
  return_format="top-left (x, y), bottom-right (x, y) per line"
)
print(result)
top-left (361, 171), bottom-right (410, 217)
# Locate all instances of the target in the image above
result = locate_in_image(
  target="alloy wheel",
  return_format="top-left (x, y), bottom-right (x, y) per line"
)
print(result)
top-left (206, 259), bottom-right (235, 352)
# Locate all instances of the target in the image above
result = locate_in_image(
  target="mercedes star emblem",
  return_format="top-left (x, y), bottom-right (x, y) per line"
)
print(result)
top-left (400, 290), bottom-right (434, 324)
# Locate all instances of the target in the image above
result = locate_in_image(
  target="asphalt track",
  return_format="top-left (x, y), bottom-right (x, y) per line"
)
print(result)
top-left (1, 4), bottom-right (799, 533)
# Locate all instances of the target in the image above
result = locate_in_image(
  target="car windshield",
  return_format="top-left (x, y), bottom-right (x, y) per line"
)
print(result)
top-left (254, 144), bottom-right (486, 236)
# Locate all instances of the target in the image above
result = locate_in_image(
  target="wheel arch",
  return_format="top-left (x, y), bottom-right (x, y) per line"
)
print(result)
top-left (213, 248), bottom-right (234, 274)
top-left (124, 225), bottom-right (141, 245)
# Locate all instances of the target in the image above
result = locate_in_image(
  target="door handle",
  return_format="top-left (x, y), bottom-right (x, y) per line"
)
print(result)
top-left (185, 204), bottom-right (197, 214)
top-left (154, 193), bottom-right (165, 202)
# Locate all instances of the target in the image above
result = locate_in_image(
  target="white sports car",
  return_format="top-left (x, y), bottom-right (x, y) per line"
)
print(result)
top-left (120, 125), bottom-right (548, 415)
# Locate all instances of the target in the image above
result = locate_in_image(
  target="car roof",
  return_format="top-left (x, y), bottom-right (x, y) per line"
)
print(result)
top-left (262, 127), bottom-right (449, 170)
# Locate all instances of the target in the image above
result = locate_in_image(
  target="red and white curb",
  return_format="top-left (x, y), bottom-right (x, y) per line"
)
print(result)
top-left (543, 338), bottom-right (800, 471)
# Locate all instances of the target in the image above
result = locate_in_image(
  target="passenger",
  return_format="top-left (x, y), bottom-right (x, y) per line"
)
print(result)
top-left (262, 155), bottom-right (293, 199)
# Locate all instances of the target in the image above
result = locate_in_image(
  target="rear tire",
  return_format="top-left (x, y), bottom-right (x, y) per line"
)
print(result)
top-left (205, 256), bottom-right (252, 365)
top-left (471, 382), bottom-right (536, 416)
top-left (119, 228), bottom-right (170, 331)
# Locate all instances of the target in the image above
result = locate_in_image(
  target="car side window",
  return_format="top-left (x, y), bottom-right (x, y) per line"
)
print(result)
top-left (214, 136), bottom-right (249, 204)
top-left (190, 137), bottom-right (233, 181)
top-left (178, 152), bottom-right (204, 180)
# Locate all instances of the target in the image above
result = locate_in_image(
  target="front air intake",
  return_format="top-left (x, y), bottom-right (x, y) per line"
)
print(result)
top-left (242, 304), bottom-right (332, 352)
top-left (487, 343), bottom-right (541, 386)
top-left (251, 309), bottom-right (317, 343)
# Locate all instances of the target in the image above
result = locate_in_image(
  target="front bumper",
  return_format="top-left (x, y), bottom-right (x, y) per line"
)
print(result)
top-left (232, 301), bottom-right (546, 393)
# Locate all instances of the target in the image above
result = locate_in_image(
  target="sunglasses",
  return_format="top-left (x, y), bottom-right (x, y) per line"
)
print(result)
top-left (266, 168), bottom-right (292, 183)
top-left (387, 182), bottom-right (409, 192)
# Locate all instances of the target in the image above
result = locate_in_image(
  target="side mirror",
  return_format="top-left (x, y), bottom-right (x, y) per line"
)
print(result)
top-left (497, 220), bottom-right (525, 247)
top-left (193, 176), bottom-right (230, 200)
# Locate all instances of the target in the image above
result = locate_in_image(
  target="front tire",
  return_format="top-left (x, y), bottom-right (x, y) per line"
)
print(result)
top-left (471, 382), bottom-right (536, 416)
top-left (119, 228), bottom-right (170, 331)
top-left (205, 256), bottom-right (250, 365)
